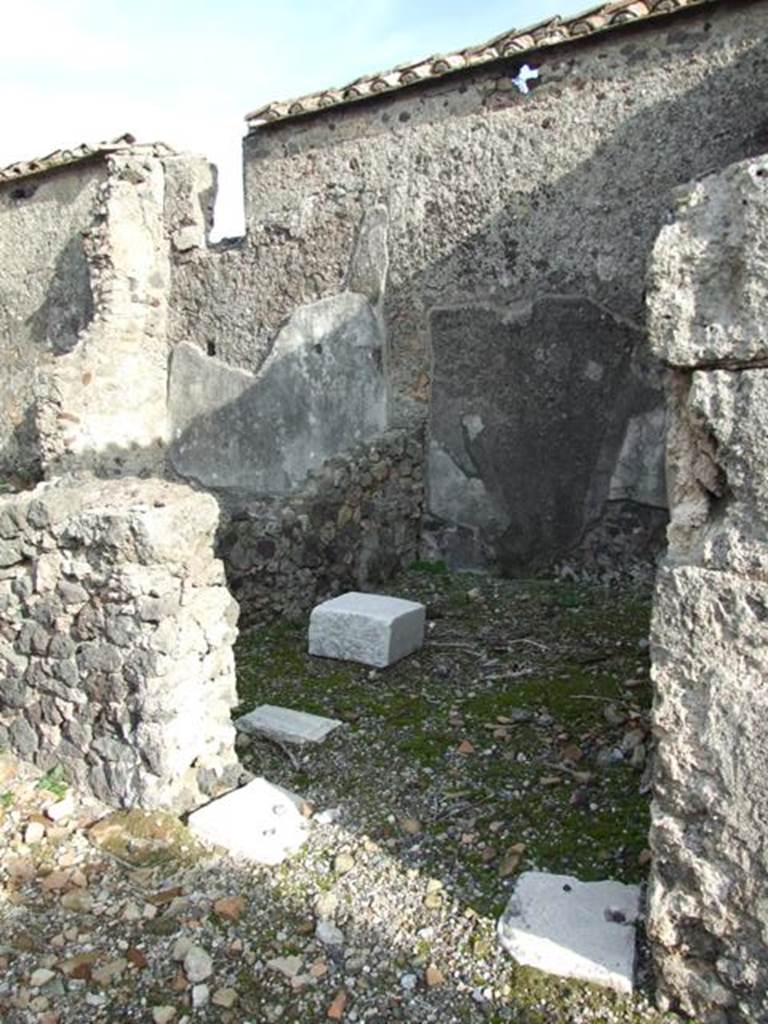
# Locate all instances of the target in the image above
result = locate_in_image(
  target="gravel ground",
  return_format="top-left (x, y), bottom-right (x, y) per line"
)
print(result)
top-left (0, 567), bottom-right (686, 1024)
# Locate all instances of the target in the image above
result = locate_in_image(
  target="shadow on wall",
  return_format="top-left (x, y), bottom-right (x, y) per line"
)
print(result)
top-left (26, 235), bottom-right (94, 356)
top-left (380, 33), bottom-right (768, 576)
top-left (2, 407), bottom-right (43, 491)
top-left (167, 290), bottom-right (388, 496)
top-left (0, 229), bottom-right (94, 484)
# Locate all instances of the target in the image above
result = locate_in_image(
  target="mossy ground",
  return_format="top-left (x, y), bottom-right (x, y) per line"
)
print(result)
top-left (232, 565), bottom-right (679, 1022)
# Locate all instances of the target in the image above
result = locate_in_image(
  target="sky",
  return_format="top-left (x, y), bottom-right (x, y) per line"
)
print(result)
top-left (1, 1), bottom-right (589, 237)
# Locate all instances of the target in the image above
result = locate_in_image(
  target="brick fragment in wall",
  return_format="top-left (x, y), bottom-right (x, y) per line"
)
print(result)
top-left (0, 476), bottom-right (241, 813)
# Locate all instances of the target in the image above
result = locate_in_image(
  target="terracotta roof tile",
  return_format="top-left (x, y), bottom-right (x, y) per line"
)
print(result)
top-left (246, 0), bottom-right (718, 128)
top-left (0, 134), bottom-right (171, 186)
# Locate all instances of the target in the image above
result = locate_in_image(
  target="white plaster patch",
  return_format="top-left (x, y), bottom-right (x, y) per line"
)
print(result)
top-left (187, 778), bottom-right (310, 865)
top-left (235, 704), bottom-right (342, 745)
top-left (498, 871), bottom-right (641, 994)
top-left (427, 442), bottom-right (511, 535)
top-left (609, 406), bottom-right (667, 508)
top-left (308, 592), bottom-right (425, 668)
top-left (462, 413), bottom-right (484, 442)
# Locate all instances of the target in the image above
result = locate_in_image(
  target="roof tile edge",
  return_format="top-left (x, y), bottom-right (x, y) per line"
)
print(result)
top-left (0, 135), bottom-right (176, 186)
top-left (245, 0), bottom-right (718, 128)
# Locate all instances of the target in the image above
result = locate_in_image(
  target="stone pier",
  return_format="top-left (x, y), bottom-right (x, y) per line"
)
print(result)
top-left (647, 154), bottom-right (768, 1024)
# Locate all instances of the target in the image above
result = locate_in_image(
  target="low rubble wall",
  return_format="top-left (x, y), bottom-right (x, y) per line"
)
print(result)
top-left (218, 430), bottom-right (424, 625)
top-left (647, 154), bottom-right (768, 1024)
top-left (0, 477), bottom-right (241, 812)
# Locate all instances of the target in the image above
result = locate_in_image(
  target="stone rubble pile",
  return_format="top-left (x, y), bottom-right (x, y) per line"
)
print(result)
top-left (0, 476), bottom-right (241, 812)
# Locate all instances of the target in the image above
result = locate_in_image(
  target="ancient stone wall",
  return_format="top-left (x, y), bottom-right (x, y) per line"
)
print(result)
top-left (219, 429), bottom-right (424, 625)
top-left (647, 154), bottom-right (768, 1024)
top-left (174, 0), bottom-right (765, 576)
top-left (0, 160), bottom-right (105, 483)
top-left (0, 145), bottom-right (215, 484)
top-left (0, 477), bottom-right (241, 812)
top-left (37, 149), bottom-right (215, 480)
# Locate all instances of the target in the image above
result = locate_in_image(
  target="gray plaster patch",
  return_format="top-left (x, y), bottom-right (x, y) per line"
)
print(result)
top-left (187, 778), bottom-right (310, 865)
top-left (308, 592), bottom-right (425, 668)
top-left (235, 704), bottom-right (342, 745)
top-left (498, 871), bottom-right (640, 994)
top-left (169, 291), bottom-right (386, 494)
top-left (428, 298), bottom-right (662, 573)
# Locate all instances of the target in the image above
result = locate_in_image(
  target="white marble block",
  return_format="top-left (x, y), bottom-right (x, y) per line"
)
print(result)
top-left (308, 592), bottom-right (426, 668)
top-left (187, 778), bottom-right (309, 865)
top-left (498, 871), bottom-right (641, 993)
top-left (236, 704), bottom-right (342, 745)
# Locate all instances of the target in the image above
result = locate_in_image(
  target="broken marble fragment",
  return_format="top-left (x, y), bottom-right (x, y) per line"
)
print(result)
top-left (308, 592), bottom-right (425, 668)
top-left (235, 704), bottom-right (342, 745)
top-left (498, 871), bottom-right (640, 993)
top-left (187, 778), bottom-right (309, 865)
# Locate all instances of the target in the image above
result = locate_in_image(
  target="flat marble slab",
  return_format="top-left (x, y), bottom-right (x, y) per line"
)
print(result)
top-left (235, 704), bottom-right (342, 745)
top-left (308, 592), bottom-right (426, 668)
top-left (187, 778), bottom-right (309, 865)
top-left (498, 871), bottom-right (641, 993)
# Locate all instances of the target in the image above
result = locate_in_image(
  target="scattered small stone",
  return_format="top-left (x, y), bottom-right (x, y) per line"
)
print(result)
top-left (327, 989), bottom-right (348, 1020)
top-left (334, 851), bottom-right (355, 876)
top-left (45, 796), bottom-right (74, 822)
top-left (91, 958), bottom-right (127, 986)
top-left (310, 960), bottom-right (329, 979)
top-left (127, 947), bottom-right (149, 969)
top-left (315, 807), bottom-right (341, 826)
top-left (30, 969), bottom-right (56, 988)
top-left (561, 744), bottom-right (583, 763)
top-left (499, 843), bottom-right (526, 878)
top-left (401, 817), bottom-right (422, 835)
top-left (596, 748), bottom-right (624, 769)
top-left (152, 1007), bottom-right (176, 1024)
top-left (400, 973), bottom-right (418, 991)
top-left (316, 919), bottom-right (344, 947)
top-left (183, 945), bottom-right (213, 984)
top-left (212, 987), bottom-right (238, 1008)
top-left (192, 983), bottom-right (210, 1008)
top-left (268, 956), bottom-right (304, 980)
top-left (60, 891), bottom-right (93, 913)
top-left (172, 937), bottom-right (192, 962)
top-left (24, 821), bottom-right (45, 844)
top-left (603, 704), bottom-right (627, 727)
top-left (457, 740), bottom-right (475, 755)
top-left (213, 896), bottom-right (244, 922)
top-left (425, 965), bottom-right (444, 988)
top-left (40, 871), bottom-right (70, 892)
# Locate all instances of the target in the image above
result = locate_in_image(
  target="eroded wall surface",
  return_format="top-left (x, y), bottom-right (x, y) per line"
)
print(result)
top-left (647, 154), bottom-right (768, 1024)
top-left (181, 0), bottom-right (767, 574)
top-left (0, 477), bottom-right (241, 812)
top-left (0, 161), bottom-right (105, 482)
top-left (0, 147), bottom-right (215, 483)
top-left (37, 150), bottom-right (215, 479)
